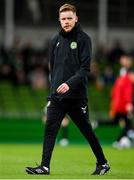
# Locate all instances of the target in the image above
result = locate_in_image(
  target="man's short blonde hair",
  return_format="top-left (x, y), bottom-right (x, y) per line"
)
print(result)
top-left (59, 3), bottom-right (76, 14)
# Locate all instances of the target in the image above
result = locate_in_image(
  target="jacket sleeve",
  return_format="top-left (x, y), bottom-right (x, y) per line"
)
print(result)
top-left (65, 35), bottom-right (92, 89)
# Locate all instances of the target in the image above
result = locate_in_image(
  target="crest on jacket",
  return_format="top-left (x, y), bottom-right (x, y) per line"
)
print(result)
top-left (70, 42), bottom-right (77, 49)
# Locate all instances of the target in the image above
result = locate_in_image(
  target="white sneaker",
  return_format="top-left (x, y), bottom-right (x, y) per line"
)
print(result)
top-left (59, 138), bottom-right (69, 147)
top-left (112, 137), bottom-right (132, 149)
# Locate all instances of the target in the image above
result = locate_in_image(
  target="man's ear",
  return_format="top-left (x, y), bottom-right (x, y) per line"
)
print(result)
top-left (75, 16), bottom-right (78, 22)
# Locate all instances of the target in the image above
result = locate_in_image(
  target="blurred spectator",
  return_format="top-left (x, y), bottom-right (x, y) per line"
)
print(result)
top-left (29, 66), bottom-right (48, 89)
top-left (0, 39), bottom-right (50, 89)
top-left (89, 60), bottom-right (100, 81)
top-left (21, 42), bottom-right (35, 74)
top-left (12, 51), bottom-right (28, 85)
top-left (110, 69), bottom-right (134, 148)
top-left (102, 66), bottom-right (115, 85)
top-left (0, 45), bottom-right (14, 82)
top-left (97, 69), bottom-right (134, 149)
top-left (10, 39), bottom-right (29, 85)
top-left (96, 66), bottom-right (115, 90)
top-left (108, 40), bottom-right (125, 63)
top-left (95, 45), bottom-right (108, 63)
top-left (0, 64), bottom-right (13, 81)
top-left (119, 53), bottom-right (133, 76)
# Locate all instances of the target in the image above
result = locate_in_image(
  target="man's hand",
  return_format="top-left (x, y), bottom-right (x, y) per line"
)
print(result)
top-left (56, 83), bottom-right (69, 94)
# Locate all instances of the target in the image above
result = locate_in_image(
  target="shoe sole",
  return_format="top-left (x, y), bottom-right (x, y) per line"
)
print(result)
top-left (25, 167), bottom-right (50, 175)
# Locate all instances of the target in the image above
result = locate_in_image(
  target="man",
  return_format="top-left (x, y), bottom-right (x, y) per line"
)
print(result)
top-left (25, 4), bottom-right (110, 175)
top-left (110, 68), bottom-right (134, 148)
top-left (96, 54), bottom-right (134, 146)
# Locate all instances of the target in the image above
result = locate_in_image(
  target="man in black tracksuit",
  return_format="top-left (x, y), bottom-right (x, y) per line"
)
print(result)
top-left (26, 3), bottom-right (110, 175)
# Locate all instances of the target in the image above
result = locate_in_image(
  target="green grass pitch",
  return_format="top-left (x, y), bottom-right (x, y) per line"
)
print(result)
top-left (0, 144), bottom-right (134, 179)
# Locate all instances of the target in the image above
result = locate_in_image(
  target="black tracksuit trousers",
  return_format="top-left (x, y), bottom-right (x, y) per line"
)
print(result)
top-left (41, 99), bottom-right (107, 168)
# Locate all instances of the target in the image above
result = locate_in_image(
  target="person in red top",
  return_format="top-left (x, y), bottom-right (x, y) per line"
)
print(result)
top-left (109, 68), bottom-right (134, 144)
top-left (110, 73), bottom-right (133, 117)
top-left (96, 68), bottom-right (134, 146)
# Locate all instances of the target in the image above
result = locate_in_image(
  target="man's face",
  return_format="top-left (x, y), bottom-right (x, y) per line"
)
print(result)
top-left (59, 11), bottom-right (78, 32)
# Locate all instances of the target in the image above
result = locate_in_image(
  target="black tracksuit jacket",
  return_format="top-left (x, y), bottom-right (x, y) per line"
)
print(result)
top-left (49, 23), bottom-right (92, 101)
